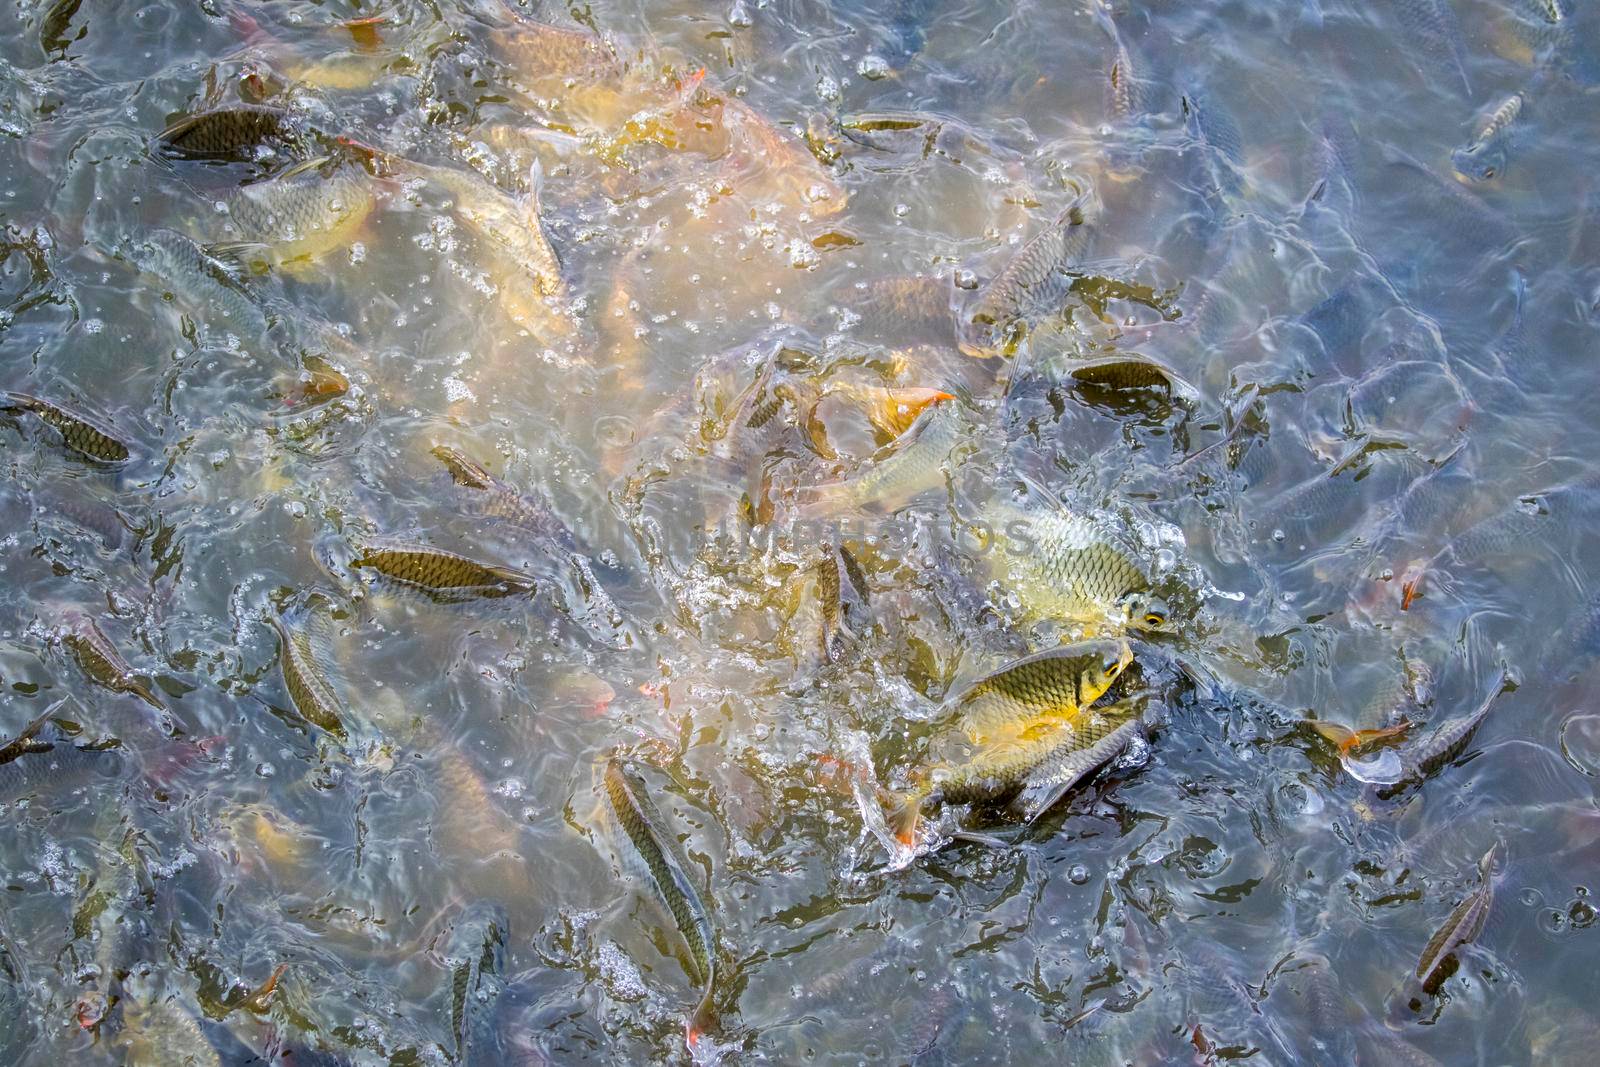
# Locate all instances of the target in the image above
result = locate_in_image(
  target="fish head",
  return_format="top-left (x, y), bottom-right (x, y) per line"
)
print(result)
top-left (955, 313), bottom-right (1020, 359)
top-left (1077, 637), bottom-right (1135, 703)
top-left (1120, 590), bottom-right (1173, 633)
top-left (1451, 143), bottom-right (1506, 184)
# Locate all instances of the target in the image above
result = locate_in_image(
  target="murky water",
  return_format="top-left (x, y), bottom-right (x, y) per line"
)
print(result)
top-left (2, 0), bottom-right (1599, 1063)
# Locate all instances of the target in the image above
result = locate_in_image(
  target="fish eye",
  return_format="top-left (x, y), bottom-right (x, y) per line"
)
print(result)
top-left (1103, 656), bottom-right (1123, 675)
top-left (1143, 610), bottom-right (1166, 628)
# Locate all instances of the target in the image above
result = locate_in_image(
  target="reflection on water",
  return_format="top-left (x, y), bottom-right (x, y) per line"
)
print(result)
top-left (2, 0), bottom-right (1599, 1062)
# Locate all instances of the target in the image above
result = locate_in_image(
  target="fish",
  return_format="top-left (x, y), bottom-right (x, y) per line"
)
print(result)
top-left (60, 613), bottom-right (164, 711)
top-left (959, 193), bottom-right (1093, 358)
top-left (718, 94), bottom-right (847, 214)
top-left (788, 538), bottom-right (871, 665)
top-left (439, 903), bottom-right (508, 1060)
top-left (602, 758), bottom-right (718, 1050)
top-left (1393, 0), bottom-right (1472, 94)
top-left (431, 444), bottom-right (572, 545)
top-left (408, 160), bottom-right (564, 299)
top-left (37, 0), bottom-right (86, 53)
top-left (1360, 671), bottom-right (1512, 797)
top-left (491, 18), bottom-right (622, 89)
top-left (216, 155), bottom-right (377, 270)
top-left (976, 499), bottom-right (1165, 633)
top-left (884, 640), bottom-right (1134, 842)
top-left (1, 391), bottom-right (133, 464)
top-left (1433, 475), bottom-right (1600, 572)
top-left (1451, 93), bottom-right (1522, 183)
top-left (1274, 953), bottom-right (1357, 1066)
top-left (117, 989), bottom-right (221, 1067)
top-left (797, 397), bottom-right (975, 518)
top-left (0, 699), bottom-right (65, 766)
top-left (154, 104), bottom-right (312, 164)
top-left (848, 274), bottom-right (955, 344)
top-left (129, 229), bottom-right (272, 346)
top-left (351, 539), bottom-right (537, 601)
top-left (267, 607), bottom-right (348, 738)
top-left (1402, 843), bottom-right (1501, 1008)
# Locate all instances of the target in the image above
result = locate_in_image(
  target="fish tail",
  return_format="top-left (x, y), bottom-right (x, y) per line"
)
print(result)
top-left (131, 680), bottom-right (166, 712)
top-left (1307, 720), bottom-right (1356, 751)
top-left (884, 788), bottom-right (925, 846)
top-left (685, 975), bottom-right (717, 1053)
top-left (794, 482), bottom-right (848, 522)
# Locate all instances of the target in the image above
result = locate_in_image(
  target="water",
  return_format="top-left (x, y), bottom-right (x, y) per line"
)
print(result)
top-left (1, 0), bottom-right (1598, 1062)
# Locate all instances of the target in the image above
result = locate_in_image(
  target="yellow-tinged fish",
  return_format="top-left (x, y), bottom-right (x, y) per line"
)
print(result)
top-left (976, 498), bottom-right (1168, 633)
top-left (797, 397), bottom-right (975, 518)
top-left (884, 640), bottom-right (1133, 843)
top-left (215, 155), bottom-right (377, 270)
top-left (351, 538), bottom-right (537, 601)
top-left (60, 612), bottom-right (164, 711)
top-left (2, 391), bottom-right (132, 464)
top-left (116, 987), bottom-right (221, 1067)
top-left (408, 160), bottom-right (564, 299)
top-left (602, 757), bottom-right (719, 1051)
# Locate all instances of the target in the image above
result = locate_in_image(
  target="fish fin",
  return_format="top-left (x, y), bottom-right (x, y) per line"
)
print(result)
top-left (205, 241), bottom-right (273, 274)
top-left (793, 481), bottom-right (849, 522)
top-left (1307, 720), bottom-right (1357, 750)
top-left (685, 974), bottom-right (717, 1053)
top-left (0, 698), bottom-right (67, 764)
top-left (884, 789), bottom-right (923, 846)
top-left (523, 160), bottom-right (546, 226)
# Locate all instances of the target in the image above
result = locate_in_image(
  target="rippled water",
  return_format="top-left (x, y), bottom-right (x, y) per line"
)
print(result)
top-left (2, 0), bottom-right (1600, 1063)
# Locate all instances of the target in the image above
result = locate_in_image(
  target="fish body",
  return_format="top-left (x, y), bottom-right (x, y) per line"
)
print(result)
top-left (492, 19), bottom-right (621, 88)
top-left (849, 274), bottom-right (954, 344)
top-left (130, 229), bottom-right (272, 344)
top-left (960, 195), bottom-right (1092, 358)
top-left (979, 500), bottom-right (1160, 632)
top-left (888, 641), bottom-right (1133, 841)
top-left (1393, 0), bottom-right (1472, 93)
top-left (441, 903), bottom-right (508, 1059)
top-left (268, 610), bottom-right (347, 738)
top-left (1, 391), bottom-right (132, 464)
top-left (118, 993), bottom-right (220, 1067)
top-left (1403, 843), bottom-right (1500, 1007)
top-left (432, 444), bottom-right (572, 545)
top-left (602, 758), bottom-right (718, 1043)
top-left (61, 614), bottom-right (163, 710)
top-left (1373, 673), bottom-right (1509, 798)
top-left (221, 156), bottom-right (376, 268)
top-left (155, 104), bottom-right (311, 163)
top-left (411, 161), bottom-right (563, 299)
top-left (352, 539), bottom-right (537, 601)
top-left (799, 398), bottom-right (974, 517)
top-left (828, 383), bottom-right (954, 440)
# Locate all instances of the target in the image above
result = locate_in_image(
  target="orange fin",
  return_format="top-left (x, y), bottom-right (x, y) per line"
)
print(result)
top-left (344, 15), bottom-right (388, 51)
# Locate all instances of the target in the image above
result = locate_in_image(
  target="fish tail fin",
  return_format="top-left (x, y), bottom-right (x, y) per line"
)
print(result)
top-left (884, 789), bottom-right (924, 846)
top-left (685, 977), bottom-right (717, 1054)
top-left (1307, 720), bottom-right (1357, 752)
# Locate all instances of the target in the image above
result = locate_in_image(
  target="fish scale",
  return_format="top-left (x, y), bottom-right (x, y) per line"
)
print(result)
top-left (981, 502), bottom-right (1153, 629)
top-left (960, 195), bottom-right (1093, 357)
top-left (352, 539), bottom-right (536, 600)
top-left (2, 392), bottom-right (132, 464)
top-left (1406, 844), bottom-right (1499, 1003)
top-left (222, 156), bottom-right (375, 265)
top-left (62, 615), bottom-right (164, 711)
top-left (886, 641), bottom-right (1133, 841)
top-left (432, 445), bottom-right (572, 545)
top-left (953, 638), bottom-right (1133, 742)
top-left (156, 104), bottom-right (311, 162)
top-left (268, 611), bottom-right (348, 738)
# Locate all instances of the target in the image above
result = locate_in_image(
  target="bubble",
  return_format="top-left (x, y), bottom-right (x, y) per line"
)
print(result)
top-left (893, 203), bottom-right (910, 218)
top-left (857, 55), bottom-right (891, 80)
top-left (955, 268), bottom-right (978, 289)
top-left (728, 0), bottom-right (751, 27)
top-left (255, 762), bottom-right (276, 778)
top-left (1272, 528), bottom-right (1286, 543)
top-left (1068, 864), bottom-right (1089, 885)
